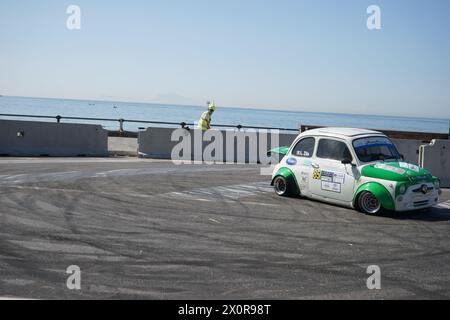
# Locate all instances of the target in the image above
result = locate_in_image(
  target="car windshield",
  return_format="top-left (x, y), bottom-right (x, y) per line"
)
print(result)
top-left (352, 136), bottom-right (401, 163)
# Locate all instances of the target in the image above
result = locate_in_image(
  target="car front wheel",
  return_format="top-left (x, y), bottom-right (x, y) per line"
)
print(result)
top-left (358, 191), bottom-right (382, 214)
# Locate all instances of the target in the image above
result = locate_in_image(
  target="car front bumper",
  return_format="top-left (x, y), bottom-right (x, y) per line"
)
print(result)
top-left (394, 183), bottom-right (440, 212)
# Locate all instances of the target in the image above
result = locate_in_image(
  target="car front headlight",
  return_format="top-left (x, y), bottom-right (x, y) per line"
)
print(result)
top-left (398, 184), bottom-right (407, 195)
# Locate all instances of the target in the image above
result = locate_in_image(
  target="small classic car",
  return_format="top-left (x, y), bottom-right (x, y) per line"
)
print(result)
top-left (271, 127), bottom-right (441, 214)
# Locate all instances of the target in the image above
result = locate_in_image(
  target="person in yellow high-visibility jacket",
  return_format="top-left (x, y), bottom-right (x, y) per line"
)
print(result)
top-left (197, 102), bottom-right (216, 131)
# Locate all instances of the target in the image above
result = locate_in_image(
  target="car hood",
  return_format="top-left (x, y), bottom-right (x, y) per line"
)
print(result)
top-left (361, 161), bottom-right (433, 182)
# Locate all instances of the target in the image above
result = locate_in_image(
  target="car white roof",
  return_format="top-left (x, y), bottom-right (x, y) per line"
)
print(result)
top-left (300, 127), bottom-right (384, 140)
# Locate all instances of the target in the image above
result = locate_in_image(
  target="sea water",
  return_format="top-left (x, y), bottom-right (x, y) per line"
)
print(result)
top-left (0, 96), bottom-right (448, 134)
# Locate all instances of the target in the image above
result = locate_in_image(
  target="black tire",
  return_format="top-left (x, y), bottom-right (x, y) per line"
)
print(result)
top-left (357, 191), bottom-right (382, 214)
top-left (273, 176), bottom-right (291, 197)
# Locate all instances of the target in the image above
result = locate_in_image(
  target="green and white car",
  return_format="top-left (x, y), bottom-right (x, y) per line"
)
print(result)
top-left (271, 127), bottom-right (441, 214)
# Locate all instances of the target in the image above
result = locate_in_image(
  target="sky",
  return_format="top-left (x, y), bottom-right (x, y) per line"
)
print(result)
top-left (0, 0), bottom-right (449, 118)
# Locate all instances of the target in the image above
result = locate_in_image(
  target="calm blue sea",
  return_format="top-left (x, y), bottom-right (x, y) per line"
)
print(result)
top-left (0, 96), bottom-right (449, 134)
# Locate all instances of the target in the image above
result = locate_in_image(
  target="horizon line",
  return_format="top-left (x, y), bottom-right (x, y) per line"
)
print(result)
top-left (2, 94), bottom-right (449, 122)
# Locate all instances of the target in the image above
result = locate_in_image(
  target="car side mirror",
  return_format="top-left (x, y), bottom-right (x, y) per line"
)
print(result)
top-left (399, 154), bottom-right (405, 161)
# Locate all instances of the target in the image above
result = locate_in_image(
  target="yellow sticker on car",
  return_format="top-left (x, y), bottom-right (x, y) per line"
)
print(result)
top-left (313, 169), bottom-right (321, 180)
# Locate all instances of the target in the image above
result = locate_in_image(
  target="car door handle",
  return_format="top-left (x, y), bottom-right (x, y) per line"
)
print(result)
top-left (311, 163), bottom-right (320, 169)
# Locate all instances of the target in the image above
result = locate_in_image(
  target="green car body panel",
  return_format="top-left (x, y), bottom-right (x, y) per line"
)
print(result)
top-left (353, 182), bottom-right (395, 211)
top-left (361, 162), bottom-right (433, 182)
top-left (271, 167), bottom-right (300, 195)
top-left (361, 161), bottom-right (438, 202)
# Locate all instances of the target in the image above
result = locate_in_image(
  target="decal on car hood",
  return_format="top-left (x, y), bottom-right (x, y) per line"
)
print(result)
top-left (361, 162), bottom-right (432, 182)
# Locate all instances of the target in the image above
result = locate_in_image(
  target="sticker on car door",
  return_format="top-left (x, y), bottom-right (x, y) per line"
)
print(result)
top-left (332, 172), bottom-right (345, 184)
top-left (320, 170), bottom-right (334, 182)
top-left (321, 181), bottom-right (342, 193)
top-left (317, 170), bottom-right (346, 193)
top-left (313, 169), bottom-right (321, 180)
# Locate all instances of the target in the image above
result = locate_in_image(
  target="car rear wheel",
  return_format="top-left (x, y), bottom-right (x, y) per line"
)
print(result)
top-left (358, 191), bottom-right (382, 214)
top-left (273, 176), bottom-right (291, 197)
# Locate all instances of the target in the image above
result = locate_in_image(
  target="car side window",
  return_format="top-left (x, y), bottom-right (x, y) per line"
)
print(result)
top-left (292, 137), bottom-right (315, 158)
top-left (317, 138), bottom-right (352, 161)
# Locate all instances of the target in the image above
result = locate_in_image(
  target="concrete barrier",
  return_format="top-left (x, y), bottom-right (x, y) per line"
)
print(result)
top-left (108, 137), bottom-right (138, 156)
top-left (0, 120), bottom-right (108, 157)
top-left (392, 139), bottom-right (424, 165)
top-left (138, 127), bottom-right (181, 159)
top-left (138, 127), bottom-right (298, 163)
top-left (419, 140), bottom-right (450, 187)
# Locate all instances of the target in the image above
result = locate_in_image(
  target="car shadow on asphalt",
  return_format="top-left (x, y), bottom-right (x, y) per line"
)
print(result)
top-left (380, 207), bottom-right (450, 222)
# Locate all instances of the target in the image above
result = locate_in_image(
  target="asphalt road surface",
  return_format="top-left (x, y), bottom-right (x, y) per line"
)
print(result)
top-left (1, 158), bottom-right (450, 299)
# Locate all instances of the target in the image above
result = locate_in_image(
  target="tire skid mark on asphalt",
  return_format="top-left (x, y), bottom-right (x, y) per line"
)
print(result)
top-left (2, 214), bottom-right (67, 233)
top-left (3, 163), bottom-right (450, 298)
top-left (227, 201), bottom-right (279, 207)
top-left (2, 174), bottom-right (27, 180)
top-left (1, 182), bottom-right (273, 203)
top-left (166, 165), bottom-right (253, 224)
top-left (48, 194), bottom-right (148, 260)
top-left (3, 184), bottom-right (448, 228)
top-left (55, 170), bottom-right (227, 260)
top-left (2, 185), bottom-right (154, 199)
top-left (0, 235), bottom-right (75, 291)
top-left (8, 240), bottom-right (112, 255)
top-left (0, 166), bottom-right (256, 185)
top-left (159, 182), bottom-right (273, 201)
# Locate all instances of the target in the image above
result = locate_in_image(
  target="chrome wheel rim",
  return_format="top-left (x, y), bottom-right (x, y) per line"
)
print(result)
top-left (360, 192), bottom-right (381, 214)
top-left (274, 177), bottom-right (287, 195)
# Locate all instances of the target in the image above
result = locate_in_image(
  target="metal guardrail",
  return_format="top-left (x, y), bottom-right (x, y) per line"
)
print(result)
top-left (0, 113), bottom-right (299, 132)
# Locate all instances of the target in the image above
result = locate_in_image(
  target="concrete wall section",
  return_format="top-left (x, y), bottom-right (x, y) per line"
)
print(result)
top-left (138, 127), bottom-right (297, 164)
top-left (138, 127), bottom-right (183, 159)
top-left (419, 140), bottom-right (450, 188)
top-left (0, 120), bottom-right (108, 157)
top-left (108, 137), bottom-right (138, 156)
top-left (392, 139), bottom-right (424, 165)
